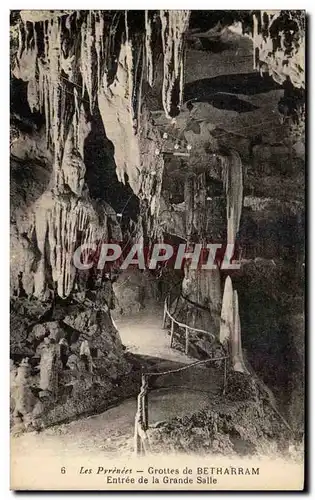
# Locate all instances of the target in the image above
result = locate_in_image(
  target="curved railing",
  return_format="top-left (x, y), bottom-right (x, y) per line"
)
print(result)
top-left (133, 284), bottom-right (228, 456)
top-left (134, 287), bottom-right (293, 456)
top-left (134, 354), bottom-right (228, 456)
top-left (162, 289), bottom-right (216, 355)
top-left (134, 351), bottom-right (293, 456)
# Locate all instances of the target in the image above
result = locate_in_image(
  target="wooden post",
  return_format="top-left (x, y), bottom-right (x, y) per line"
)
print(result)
top-left (134, 393), bottom-right (142, 456)
top-left (142, 374), bottom-right (149, 430)
top-left (134, 421), bottom-right (141, 456)
top-left (162, 301), bottom-right (167, 328)
top-left (134, 370), bottom-right (149, 456)
top-left (170, 320), bottom-right (174, 347)
top-left (185, 327), bottom-right (189, 355)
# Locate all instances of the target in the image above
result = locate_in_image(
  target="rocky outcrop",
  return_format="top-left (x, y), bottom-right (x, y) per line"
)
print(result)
top-left (252, 11), bottom-right (305, 89)
top-left (148, 372), bottom-right (297, 457)
top-left (10, 291), bottom-right (132, 432)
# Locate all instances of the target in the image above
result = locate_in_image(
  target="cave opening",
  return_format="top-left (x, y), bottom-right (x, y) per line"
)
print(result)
top-left (10, 77), bottom-right (45, 132)
top-left (84, 105), bottom-right (140, 227)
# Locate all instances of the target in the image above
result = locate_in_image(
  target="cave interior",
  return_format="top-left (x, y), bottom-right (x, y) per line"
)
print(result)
top-left (10, 10), bottom-right (305, 458)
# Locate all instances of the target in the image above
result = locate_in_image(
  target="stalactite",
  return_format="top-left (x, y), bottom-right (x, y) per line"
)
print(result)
top-left (144, 11), bottom-right (154, 87)
top-left (184, 176), bottom-right (194, 238)
top-left (30, 192), bottom-right (108, 299)
top-left (124, 11), bottom-right (134, 107)
top-left (160, 10), bottom-right (190, 118)
top-left (80, 11), bottom-right (96, 113)
top-left (137, 107), bottom-right (165, 240)
top-left (12, 10), bottom-right (192, 297)
top-left (94, 11), bottom-right (106, 90)
top-left (193, 173), bottom-right (207, 236)
top-left (251, 10), bottom-right (305, 89)
top-left (222, 150), bottom-right (243, 246)
top-left (14, 10), bottom-right (191, 186)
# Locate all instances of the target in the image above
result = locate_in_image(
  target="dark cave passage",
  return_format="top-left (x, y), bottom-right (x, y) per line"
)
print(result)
top-left (10, 77), bottom-right (45, 131)
top-left (84, 107), bottom-right (139, 223)
top-left (184, 72), bottom-right (283, 103)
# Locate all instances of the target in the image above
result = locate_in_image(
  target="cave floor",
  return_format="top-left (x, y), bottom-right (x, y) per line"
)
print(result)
top-left (11, 388), bottom-right (214, 462)
top-left (114, 308), bottom-right (196, 365)
top-left (12, 309), bottom-right (222, 461)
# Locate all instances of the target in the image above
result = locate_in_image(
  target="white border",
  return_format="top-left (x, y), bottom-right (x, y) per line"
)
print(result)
top-left (2, 3), bottom-right (312, 498)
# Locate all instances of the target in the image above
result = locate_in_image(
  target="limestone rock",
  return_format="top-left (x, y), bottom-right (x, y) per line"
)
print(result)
top-left (39, 338), bottom-right (62, 395)
top-left (12, 358), bottom-right (37, 421)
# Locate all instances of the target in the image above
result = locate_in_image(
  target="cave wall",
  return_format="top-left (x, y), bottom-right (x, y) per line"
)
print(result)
top-left (10, 101), bottom-right (135, 430)
top-left (10, 9), bottom-right (195, 431)
top-left (153, 16), bottom-right (305, 431)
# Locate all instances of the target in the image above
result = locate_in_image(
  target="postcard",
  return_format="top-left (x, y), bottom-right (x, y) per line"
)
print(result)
top-left (10, 9), bottom-right (305, 491)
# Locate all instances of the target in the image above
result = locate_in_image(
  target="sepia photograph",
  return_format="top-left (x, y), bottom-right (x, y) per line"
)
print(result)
top-left (9, 8), bottom-right (305, 491)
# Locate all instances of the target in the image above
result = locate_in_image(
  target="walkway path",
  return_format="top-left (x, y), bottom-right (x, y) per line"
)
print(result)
top-left (11, 307), bottom-right (220, 463)
top-left (114, 308), bottom-right (195, 364)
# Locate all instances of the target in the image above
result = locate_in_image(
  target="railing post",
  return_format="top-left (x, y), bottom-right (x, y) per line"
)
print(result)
top-left (142, 373), bottom-right (149, 430)
top-left (185, 327), bottom-right (189, 355)
top-left (134, 394), bottom-right (142, 456)
top-left (134, 370), bottom-right (149, 456)
top-left (162, 300), bottom-right (167, 329)
top-left (134, 422), bottom-right (141, 456)
top-left (170, 320), bottom-right (174, 347)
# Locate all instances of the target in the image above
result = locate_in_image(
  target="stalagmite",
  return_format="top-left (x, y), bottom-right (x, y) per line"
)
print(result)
top-left (232, 290), bottom-right (248, 374)
top-left (219, 276), bottom-right (248, 373)
top-left (14, 10), bottom-right (192, 147)
top-left (39, 338), bottom-right (61, 396)
top-left (67, 354), bottom-right (79, 371)
top-left (13, 358), bottom-right (37, 422)
top-left (29, 190), bottom-right (109, 299)
top-left (13, 9), bottom-right (191, 172)
top-left (80, 340), bottom-right (93, 373)
top-left (219, 275), bottom-right (234, 344)
top-left (222, 150), bottom-right (243, 246)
